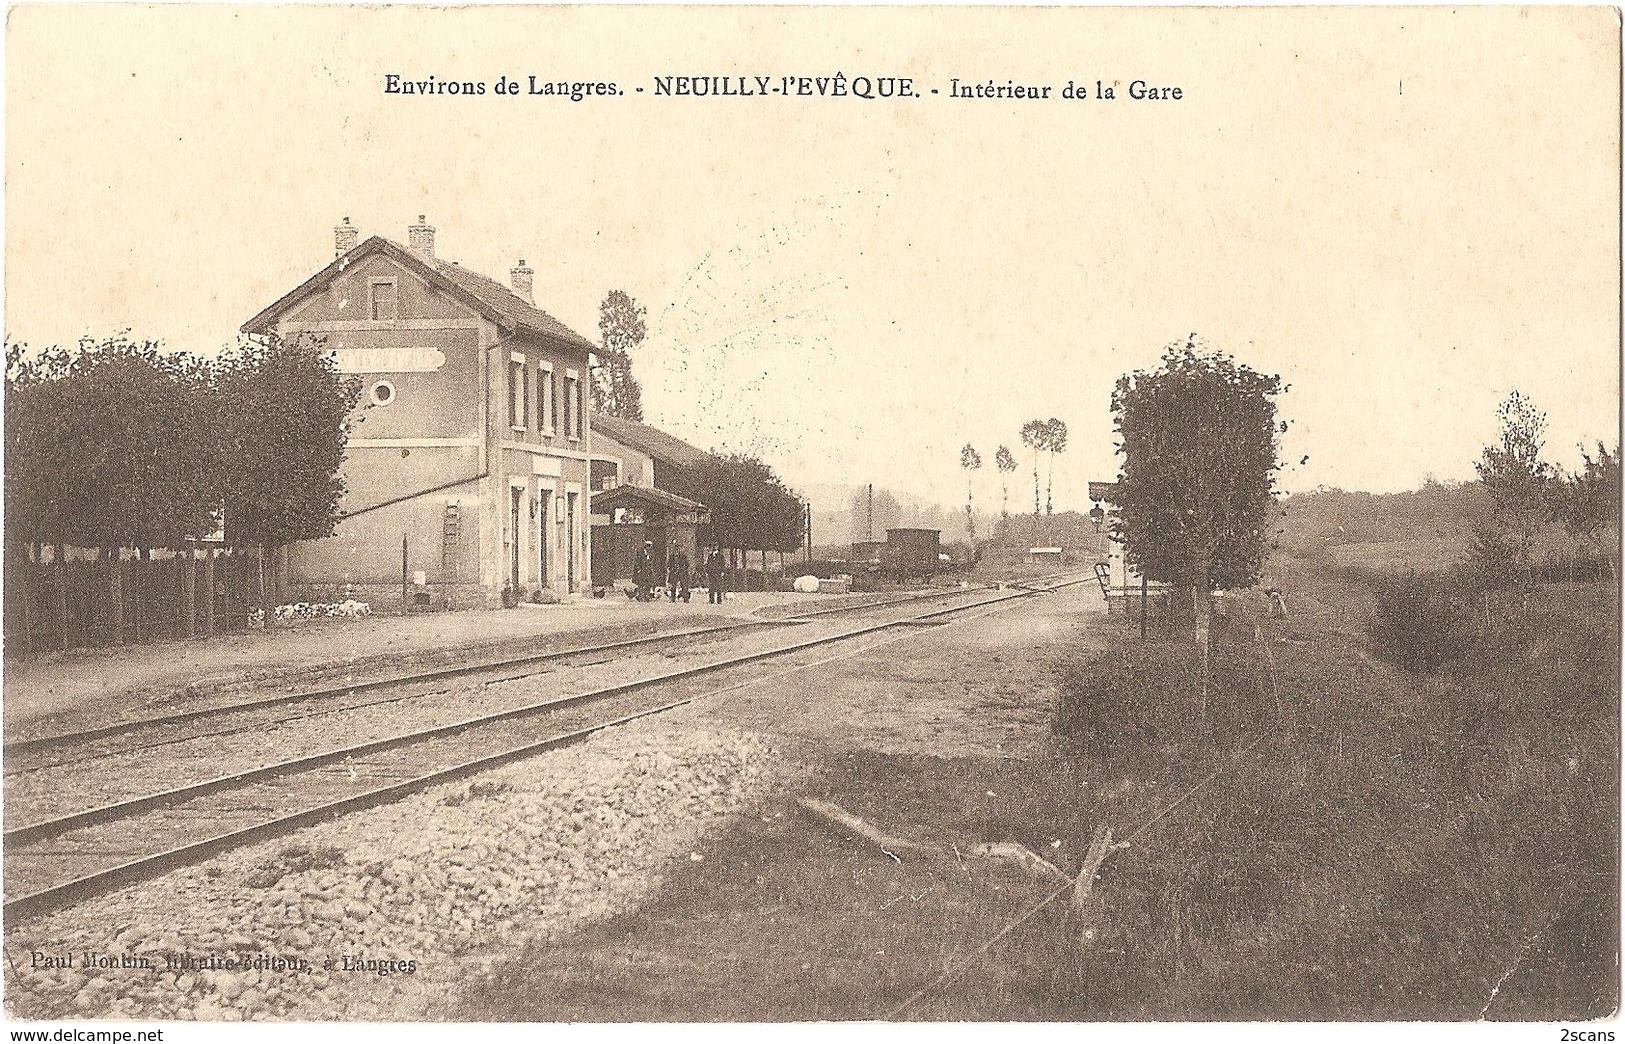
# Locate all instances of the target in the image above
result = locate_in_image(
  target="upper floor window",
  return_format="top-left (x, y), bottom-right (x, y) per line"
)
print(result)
top-left (369, 279), bottom-right (398, 321)
top-left (538, 363), bottom-right (555, 433)
top-left (564, 374), bottom-right (580, 440)
top-left (509, 354), bottom-right (529, 430)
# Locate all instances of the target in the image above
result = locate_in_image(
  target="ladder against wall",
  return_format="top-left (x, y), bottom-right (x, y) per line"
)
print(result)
top-left (441, 502), bottom-right (461, 579)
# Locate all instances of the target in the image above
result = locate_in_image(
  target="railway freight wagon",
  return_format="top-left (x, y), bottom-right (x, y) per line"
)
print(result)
top-left (883, 528), bottom-right (942, 580)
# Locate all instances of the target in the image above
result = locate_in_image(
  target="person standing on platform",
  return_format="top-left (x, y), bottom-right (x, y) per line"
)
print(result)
top-left (705, 547), bottom-right (726, 604)
top-left (667, 542), bottom-right (691, 603)
top-left (633, 540), bottom-right (655, 602)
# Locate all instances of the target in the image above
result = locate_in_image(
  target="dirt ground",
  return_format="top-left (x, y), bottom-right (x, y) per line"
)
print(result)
top-left (681, 584), bottom-right (1104, 759)
top-left (455, 581), bottom-right (1120, 1021)
top-left (1, 579), bottom-right (1118, 1023)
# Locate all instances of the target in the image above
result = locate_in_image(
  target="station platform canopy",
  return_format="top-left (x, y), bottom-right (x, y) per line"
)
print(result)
top-left (591, 483), bottom-right (709, 525)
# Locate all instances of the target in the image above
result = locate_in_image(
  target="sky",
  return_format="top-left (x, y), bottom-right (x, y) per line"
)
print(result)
top-left (5, 5), bottom-right (1619, 512)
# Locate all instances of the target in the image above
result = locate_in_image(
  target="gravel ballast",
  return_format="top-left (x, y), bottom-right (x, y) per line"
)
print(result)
top-left (4, 723), bottom-right (777, 1021)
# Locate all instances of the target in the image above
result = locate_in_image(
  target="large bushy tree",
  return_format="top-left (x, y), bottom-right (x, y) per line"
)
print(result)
top-left (6, 340), bottom-right (78, 555)
top-left (684, 452), bottom-right (804, 558)
top-left (5, 335), bottom-right (226, 556)
top-left (217, 334), bottom-right (362, 552)
top-left (1111, 339), bottom-right (1284, 673)
top-left (593, 290), bottom-right (646, 421)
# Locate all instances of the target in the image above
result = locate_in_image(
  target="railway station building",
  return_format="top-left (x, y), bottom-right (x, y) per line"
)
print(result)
top-left (588, 413), bottom-right (708, 495)
top-left (588, 414), bottom-right (712, 587)
top-left (242, 216), bottom-right (598, 608)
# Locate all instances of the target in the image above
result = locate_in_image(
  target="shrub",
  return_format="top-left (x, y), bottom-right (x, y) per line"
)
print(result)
top-left (1055, 628), bottom-right (1270, 757)
top-left (1055, 644), bottom-right (1191, 755)
top-left (1367, 571), bottom-right (1476, 671)
top-left (1463, 520), bottom-right (1528, 589)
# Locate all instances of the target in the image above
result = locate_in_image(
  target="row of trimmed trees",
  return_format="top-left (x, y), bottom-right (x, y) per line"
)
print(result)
top-left (959, 418), bottom-right (1070, 546)
top-left (5, 333), bottom-right (360, 568)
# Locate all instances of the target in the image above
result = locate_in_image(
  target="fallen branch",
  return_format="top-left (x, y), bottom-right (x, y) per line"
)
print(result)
top-left (882, 820), bottom-right (1120, 1019)
top-left (1072, 823), bottom-right (1117, 944)
top-left (970, 841), bottom-right (1068, 882)
top-left (795, 798), bottom-right (1075, 883)
top-left (795, 797), bottom-right (931, 854)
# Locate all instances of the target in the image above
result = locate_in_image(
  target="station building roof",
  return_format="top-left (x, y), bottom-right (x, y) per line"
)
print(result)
top-left (243, 236), bottom-right (596, 352)
top-left (591, 414), bottom-right (709, 469)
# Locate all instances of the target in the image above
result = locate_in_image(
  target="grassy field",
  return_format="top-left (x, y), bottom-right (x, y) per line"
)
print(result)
top-left (1054, 571), bottom-right (1617, 1019)
top-left (454, 534), bottom-right (1617, 1020)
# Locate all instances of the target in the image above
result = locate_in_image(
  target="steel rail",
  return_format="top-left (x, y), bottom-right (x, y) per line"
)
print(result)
top-left (2, 699), bottom-right (694, 924)
top-left (8, 576), bottom-right (1071, 759)
top-left (2, 620), bottom-right (812, 778)
top-left (2, 620), bottom-right (778, 758)
top-left (761, 569), bottom-right (1078, 623)
top-left (774, 583), bottom-right (997, 621)
top-left (5, 580), bottom-right (1081, 845)
top-left (3, 573), bottom-right (1089, 924)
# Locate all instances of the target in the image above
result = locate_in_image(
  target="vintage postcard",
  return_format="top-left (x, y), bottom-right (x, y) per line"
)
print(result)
top-left (1, 3), bottom-right (1619, 1036)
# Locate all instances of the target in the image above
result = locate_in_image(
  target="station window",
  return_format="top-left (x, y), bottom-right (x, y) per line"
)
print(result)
top-left (369, 279), bottom-right (398, 321)
top-left (564, 375), bottom-right (579, 439)
top-left (509, 356), bottom-right (529, 430)
top-left (538, 364), bottom-right (555, 433)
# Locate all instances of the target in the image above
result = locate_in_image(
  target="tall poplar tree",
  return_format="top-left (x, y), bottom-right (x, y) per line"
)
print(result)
top-left (594, 290), bottom-right (646, 421)
top-left (995, 444), bottom-right (1017, 521)
top-left (1020, 419), bottom-right (1047, 541)
top-left (960, 443), bottom-right (982, 544)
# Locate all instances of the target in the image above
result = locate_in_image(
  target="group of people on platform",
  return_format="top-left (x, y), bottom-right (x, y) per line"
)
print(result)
top-left (631, 541), bottom-right (729, 605)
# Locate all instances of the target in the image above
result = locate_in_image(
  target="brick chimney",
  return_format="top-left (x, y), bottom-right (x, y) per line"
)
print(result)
top-left (334, 216), bottom-right (359, 256)
top-left (407, 214), bottom-right (435, 257)
top-left (510, 259), bottom-right (534, 303)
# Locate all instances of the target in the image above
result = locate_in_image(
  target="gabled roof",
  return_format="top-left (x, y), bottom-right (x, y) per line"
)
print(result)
top-left (591, 413), bottom-right (709, 469)
top-left (242, 236), bottom-right (595, 352)
top-left (592, 482), bottom-right (708, 517)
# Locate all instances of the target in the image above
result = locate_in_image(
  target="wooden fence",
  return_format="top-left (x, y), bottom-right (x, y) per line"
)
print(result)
top-left (4, 549), bottom-right (270, 656)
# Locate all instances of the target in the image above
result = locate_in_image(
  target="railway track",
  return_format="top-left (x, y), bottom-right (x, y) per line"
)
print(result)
top-left (4, 580), bottom-right (1013, 774)
top-left (4, 574), bottom-right (1090, 924)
